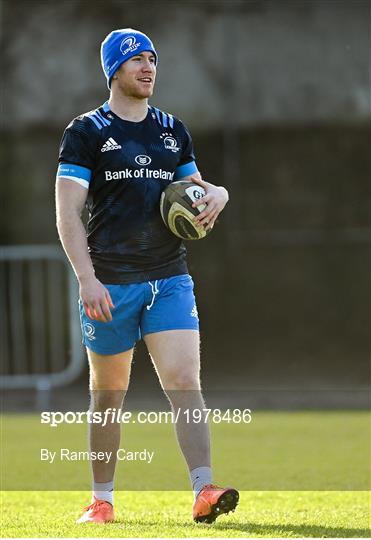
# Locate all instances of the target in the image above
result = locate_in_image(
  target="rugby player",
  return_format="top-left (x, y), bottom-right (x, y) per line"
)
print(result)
top-left (56, 28), bottom-right (238, 524)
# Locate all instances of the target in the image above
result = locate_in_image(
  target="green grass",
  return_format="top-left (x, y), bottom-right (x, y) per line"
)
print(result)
top-left (1, 412), bottom-right (370, 536)
top-left (1, 490), bottom-right (370, 537)
top-left (2, 412), bottom-right (370, 490)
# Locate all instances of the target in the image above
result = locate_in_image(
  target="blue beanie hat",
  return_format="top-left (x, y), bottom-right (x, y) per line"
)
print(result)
top-left (101, 28), bottom-right (158, 88)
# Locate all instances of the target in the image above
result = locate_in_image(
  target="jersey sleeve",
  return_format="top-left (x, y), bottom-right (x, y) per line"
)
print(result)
top-left (56, 118), bottom-right (98, 189)
top-left (174, 122), bottom-right (199, 180)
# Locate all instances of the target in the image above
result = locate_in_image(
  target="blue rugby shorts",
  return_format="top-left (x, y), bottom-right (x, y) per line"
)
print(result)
top-left (78, 273), bottom-right (199, 355)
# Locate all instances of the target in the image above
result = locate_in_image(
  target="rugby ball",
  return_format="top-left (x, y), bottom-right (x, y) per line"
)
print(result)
top-left (160, 181), bottom-right (212, 240)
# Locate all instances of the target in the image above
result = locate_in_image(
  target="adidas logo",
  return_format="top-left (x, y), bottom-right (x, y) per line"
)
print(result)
top-left (190, 305), bottom-right (198, 319)
top-left (101, 138), bottom-right (122, 152)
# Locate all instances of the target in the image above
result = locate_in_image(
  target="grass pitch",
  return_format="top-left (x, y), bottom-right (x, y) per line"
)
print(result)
top-left (1, 411), bottom-right (370, 537)
top-left (3, 411), bottom-right (369, 491)
top-left (1, 490), bottom-right (370, 537)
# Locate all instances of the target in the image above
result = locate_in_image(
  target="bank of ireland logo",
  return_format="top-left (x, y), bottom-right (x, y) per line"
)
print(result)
top-left (83, 322), bottom-right (96, 341)
top-left (120, 35), bottom-right (140, 56)
top-left (160, 132), bottom-right (180, 153)
top-left (135, 155), bottom-right (152, 166)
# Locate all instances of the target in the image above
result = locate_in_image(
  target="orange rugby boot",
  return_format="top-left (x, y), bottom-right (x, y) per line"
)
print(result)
top-left (192, 484), bottom-right (239, 523)
top-left (76, 498), bottom-right (114, 524)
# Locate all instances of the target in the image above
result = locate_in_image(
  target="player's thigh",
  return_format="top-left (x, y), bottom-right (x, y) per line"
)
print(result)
top-left (144, 329), bottom-right (200, 390)
top-left (87, 348), bottom-right (134, 391)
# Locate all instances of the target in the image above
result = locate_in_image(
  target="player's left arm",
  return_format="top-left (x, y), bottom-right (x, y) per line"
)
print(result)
top-left (181, 172), bottom-right (229, 231)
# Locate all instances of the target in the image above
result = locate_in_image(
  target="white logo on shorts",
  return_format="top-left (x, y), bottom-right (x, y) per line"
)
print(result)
top-left (190, 305), bottom-right (198, 319)
top-left (84, 322), bottom-right (96, 341)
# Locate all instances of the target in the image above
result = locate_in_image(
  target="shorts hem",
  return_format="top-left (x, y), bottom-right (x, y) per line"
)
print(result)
top-left (83, 341), bottom-right (135, 356)
top-left (142, 325), bottom-right (199, 337)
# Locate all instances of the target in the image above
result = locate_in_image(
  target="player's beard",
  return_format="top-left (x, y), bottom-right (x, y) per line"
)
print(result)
top-left (119, 79), bottom-right (154, 100)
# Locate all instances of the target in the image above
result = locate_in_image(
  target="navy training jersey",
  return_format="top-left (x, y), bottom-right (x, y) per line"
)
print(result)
top-left (57, 102), bottom-right (199, 284)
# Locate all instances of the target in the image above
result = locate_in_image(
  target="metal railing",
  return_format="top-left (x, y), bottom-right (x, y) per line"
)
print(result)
top-left (0, 245), bottom-right (84, 390)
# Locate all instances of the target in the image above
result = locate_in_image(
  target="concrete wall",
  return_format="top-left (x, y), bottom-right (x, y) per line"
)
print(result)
top-left (2, 0), bottom-right (370, 130)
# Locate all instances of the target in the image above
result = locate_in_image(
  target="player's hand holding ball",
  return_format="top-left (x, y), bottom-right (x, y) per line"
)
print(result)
top-left (190, 175), bottom-right (229, 231)
top-left (160, 175), bottom-right (229, 240)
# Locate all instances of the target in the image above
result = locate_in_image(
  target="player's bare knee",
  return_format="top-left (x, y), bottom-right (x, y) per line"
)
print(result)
top-left (89, 377), bottom-right (128, 392)
top-left (163, 370), bottom-right (201, 391)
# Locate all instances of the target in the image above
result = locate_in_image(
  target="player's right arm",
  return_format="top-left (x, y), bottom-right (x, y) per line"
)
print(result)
top-left (56, 179), bottom-right (114, 323)
top-left (55, 117), bottom-right (114, 323)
